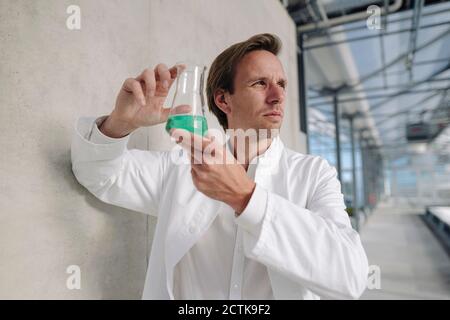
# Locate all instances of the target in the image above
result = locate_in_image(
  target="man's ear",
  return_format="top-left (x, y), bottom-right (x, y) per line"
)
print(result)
top-left (214, 89), bottom-right (231, 114)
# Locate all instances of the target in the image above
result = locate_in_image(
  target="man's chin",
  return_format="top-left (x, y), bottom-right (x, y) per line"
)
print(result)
top-left (256, 123), bottom-right (282, 138)
top-left (261, 120), bottom-right (282, 130)
top-left (228, 121), bottom-right (282, 137)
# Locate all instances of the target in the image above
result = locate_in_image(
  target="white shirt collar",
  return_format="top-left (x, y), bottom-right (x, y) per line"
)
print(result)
top-left (224, 134), bottom-right (284, 173)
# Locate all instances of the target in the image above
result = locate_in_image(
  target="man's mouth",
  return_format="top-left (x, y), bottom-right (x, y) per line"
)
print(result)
top-left (263, 111), bottom-right (283, 117)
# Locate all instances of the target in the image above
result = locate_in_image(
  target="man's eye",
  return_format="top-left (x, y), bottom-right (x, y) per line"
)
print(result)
top-left (253, 81), bottom-right (266, 86)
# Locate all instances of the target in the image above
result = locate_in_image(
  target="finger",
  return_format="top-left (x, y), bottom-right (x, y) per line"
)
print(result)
top-left (187, 131), bottom-right (211, 152)
top-left (203, 139), bottom-right (224, 164)
top-left (171, 129), bottom-right (204, 164)
top-left (169, 65), bottom-right (178, 79)
top-left (123, 78), bottom-right (146, 107)
top-left (205, 131), bottom-right (216, 142)
top-left (171, 129), bottom-right (195, 151)
top-left (170, 63), bottom-right (186, 78)
top-left (170, 129), bottom-right (211, 148)
top-left (154, 63), bottom-right (171, 92)
top-left (169, 128), bottom-right (191, 146)
top-left (190, 167), bottom-right (201, 187)
top-left (167, 63), bottom-right (187, 88)
top-left (171, 104), bottom-right (192, 115)
top-left (191, 163), bottom-right (203, 173)
top-left (168, 65), bottom-right (179, 86)
top-left (191, 134), bottom-right (214, 165)
top-left (186, 141), bottom-right (203, 165)
top-left (190, 151), bottom-right (203, 165)
top-left (136, 68), bottom-right (156, 98)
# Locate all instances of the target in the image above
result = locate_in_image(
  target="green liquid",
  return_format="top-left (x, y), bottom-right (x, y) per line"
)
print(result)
top-left (165, 114), bottom-right (208, 136)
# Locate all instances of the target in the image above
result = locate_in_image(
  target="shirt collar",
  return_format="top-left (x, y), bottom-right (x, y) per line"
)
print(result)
top-left (224, 134), bottom-right (284, 173)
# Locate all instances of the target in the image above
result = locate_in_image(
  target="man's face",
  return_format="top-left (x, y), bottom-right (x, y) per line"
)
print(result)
top-left (224, 50), bottom-right (287, 132)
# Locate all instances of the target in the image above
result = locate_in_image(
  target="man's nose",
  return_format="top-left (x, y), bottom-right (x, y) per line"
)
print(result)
top-left (266, 83), bottom-right (285, 105)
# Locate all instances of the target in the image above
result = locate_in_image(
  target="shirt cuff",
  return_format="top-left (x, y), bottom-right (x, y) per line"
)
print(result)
top-left (89, 116), bottom-right (131, 144)
top-left (235, 184), bottom-right (268, 235)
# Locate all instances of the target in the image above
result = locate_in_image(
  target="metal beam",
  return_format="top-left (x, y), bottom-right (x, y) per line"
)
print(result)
top-left (302, 6), bottom-right (450, 38)
top-left (346, 114), bottom-right (360, 231)
top-left (404, 58), bottom-right (450, 67)
top-left (333, 91), bottom-right (342, 181)
top-left (343, 27), bottom-right (450, 90)
top-left (308, 75), bottom-right (450, 95)
top-left (359, 132), bottom-right (371, 208)
top-left (308, 86), bottom-right (450, 108)
top-left (406, 0), bottom-right (424, 81)
top-left (384, 60), bottom-right (450, 76)
top-left (380, 0), bottom-right (390, 89)
top-left (374, 92), bottom-right (444, 126)
top-left (369, 63), bottom-right (450, 111)
top-left (298, 34), bottom-right (309, 149)
top-left (306, 0), bottom-right (320, 23)
top-left (315, 0), bottom-right (328, 23)
top-left (309, 76), bottom-right (450, 96)
top-left (297, 0), bottom-right (403, 33)
top-left (311, 142), bottom-right (440, 151)
top-left (303, 21), bottom-right (450, 51)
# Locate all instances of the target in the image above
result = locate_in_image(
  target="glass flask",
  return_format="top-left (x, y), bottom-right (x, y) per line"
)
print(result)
top-left (165, 62), bottom-right (208, 136)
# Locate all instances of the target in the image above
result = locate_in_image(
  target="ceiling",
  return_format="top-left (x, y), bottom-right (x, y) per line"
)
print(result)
top-left (286, 0), bottom-right (450, 156)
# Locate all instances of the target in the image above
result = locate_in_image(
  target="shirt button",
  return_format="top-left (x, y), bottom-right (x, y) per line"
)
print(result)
top-left (233, 284), bottom-right (239, 289)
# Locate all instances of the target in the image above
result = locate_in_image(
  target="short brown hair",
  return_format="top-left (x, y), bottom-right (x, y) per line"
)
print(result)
top-left (206, 33), bottom-right (282, 130)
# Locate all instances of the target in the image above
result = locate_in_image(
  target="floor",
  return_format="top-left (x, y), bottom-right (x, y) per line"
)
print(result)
top-left (359, 200), bottom-right (450, 300)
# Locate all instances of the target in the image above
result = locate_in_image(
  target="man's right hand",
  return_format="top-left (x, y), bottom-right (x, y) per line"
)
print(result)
top-left (99, 63), bottom-right (179, 138)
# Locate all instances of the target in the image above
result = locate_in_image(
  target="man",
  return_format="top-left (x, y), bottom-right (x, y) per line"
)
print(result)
top-left (71, 33), bottom-right (369, 300)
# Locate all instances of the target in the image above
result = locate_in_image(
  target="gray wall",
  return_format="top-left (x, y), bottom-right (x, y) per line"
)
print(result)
top-left (0, 0), bottom-right (304, 299)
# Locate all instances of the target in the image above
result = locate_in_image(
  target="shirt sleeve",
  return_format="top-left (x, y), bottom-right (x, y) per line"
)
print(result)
top-left (234, 184), bottom-right (267, 236)
top-left (235, 158), bottom-right (369, 300)
top-left (88, 115), bottom-right (130, 144)
top-left (70, 116), bottom-right (169, 216)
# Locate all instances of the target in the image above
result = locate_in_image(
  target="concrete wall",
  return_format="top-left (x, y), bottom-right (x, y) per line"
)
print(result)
top-left (0, 0), bottom-right (304, 299)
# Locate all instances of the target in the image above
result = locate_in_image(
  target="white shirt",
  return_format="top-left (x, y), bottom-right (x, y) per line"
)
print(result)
top-left (173, 163), bottom-right (274, 300)
top-left (71, 116), bottom-right (369, 300)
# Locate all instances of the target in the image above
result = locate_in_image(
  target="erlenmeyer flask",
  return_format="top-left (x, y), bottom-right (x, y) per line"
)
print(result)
top-left (165, 62), bottom-right (208, 136)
